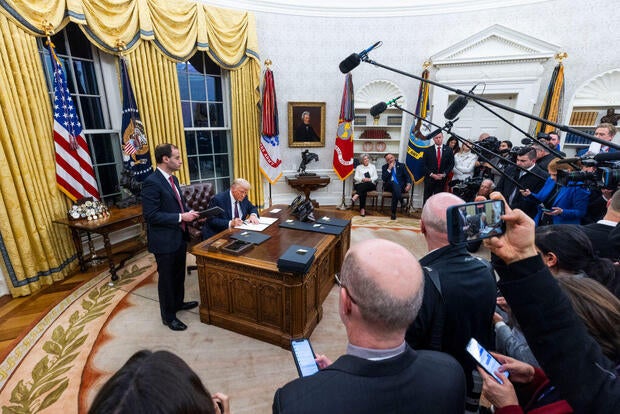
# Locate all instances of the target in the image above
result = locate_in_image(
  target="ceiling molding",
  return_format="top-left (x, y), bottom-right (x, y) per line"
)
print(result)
top-left (573, 69), bottom-right (620, 106)
top-left (198, 0), bottom-right (551, 18)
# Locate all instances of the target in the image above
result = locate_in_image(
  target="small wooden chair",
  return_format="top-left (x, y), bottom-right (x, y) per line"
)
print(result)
top-left (351, 184), bottom-right (379, 210)
top-left (380, 181), bottom-right (410, 213)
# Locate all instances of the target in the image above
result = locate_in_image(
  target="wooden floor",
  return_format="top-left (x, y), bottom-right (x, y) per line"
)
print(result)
top-left (0, 203), bottom-right (411, 358)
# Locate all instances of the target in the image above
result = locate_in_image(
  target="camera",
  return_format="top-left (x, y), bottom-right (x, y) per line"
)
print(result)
top-left (556, 161), bottom-right (620, 189)
top-left (451, 176), bottom-right (483, 202)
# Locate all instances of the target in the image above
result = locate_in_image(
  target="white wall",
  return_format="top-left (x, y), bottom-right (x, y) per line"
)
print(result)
top-left (219, 0), bottom-right (619, 206)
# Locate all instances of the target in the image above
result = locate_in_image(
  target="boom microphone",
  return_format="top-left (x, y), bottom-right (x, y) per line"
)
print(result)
top-left (555, 157), bottom-right (583, 165)
top-left (594, 151), bottom-right (620, 162)
top-left (339, 41), bottom-right (382, 73)
top-left (444, 85), bottom-right (477, 120)
top-left (426, 128), bottom-right (443, 140)
top-left (369, 96), bottom-right (403, 117)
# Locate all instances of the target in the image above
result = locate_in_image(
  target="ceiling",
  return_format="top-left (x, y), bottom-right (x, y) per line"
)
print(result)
top-left (198, 0), bottom-right (551, 17)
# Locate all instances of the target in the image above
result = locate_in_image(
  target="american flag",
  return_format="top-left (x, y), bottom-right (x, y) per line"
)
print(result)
top-left (123, 140), bottom-right (137, 155)
top-left (49, 45), bottom-right (100, 201)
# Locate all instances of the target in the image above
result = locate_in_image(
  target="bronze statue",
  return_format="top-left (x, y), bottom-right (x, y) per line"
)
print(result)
top-left (600, 108), bottom-right (619, 126)
top-left (297, 149), bottom-right (319, 176)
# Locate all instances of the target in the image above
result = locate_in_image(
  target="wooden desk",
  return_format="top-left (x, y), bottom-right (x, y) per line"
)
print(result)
top-left (192, 205), bottom-right (350, 348)
top-left (286, 176), bottom-right (330, 207)
top-left (53, 205), bottom-right (145, 281)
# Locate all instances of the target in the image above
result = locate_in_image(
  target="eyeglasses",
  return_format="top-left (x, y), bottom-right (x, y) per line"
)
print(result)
top-left (334, 273), bottom-right (358, 304)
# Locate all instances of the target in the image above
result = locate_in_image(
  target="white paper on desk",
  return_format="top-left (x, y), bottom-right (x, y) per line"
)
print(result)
top-left (234, 216), bottom-right (278, 232)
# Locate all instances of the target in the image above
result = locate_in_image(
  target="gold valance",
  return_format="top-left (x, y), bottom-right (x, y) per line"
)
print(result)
top-left (0, 0), bottom-right (259, 65)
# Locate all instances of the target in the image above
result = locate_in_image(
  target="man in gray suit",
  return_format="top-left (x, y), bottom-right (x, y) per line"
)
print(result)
top-left (273, 239), bottom-right (465, 414)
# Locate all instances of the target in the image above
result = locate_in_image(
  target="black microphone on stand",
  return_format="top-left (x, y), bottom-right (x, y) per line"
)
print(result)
top-left (444, 85), bottom-right (478, 120)
top-left (369, 96), bottom-right (402, 117)
top-left (339, 41), bottom-right (382, 73)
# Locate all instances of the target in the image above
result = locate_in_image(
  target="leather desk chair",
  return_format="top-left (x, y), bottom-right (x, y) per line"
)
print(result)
top-left (181, 182), bottom-right (215, 273)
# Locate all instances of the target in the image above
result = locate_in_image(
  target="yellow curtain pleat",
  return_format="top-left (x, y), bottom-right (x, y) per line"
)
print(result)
top-left (0, 14), bottom-right (76, 297)
top-left (125, 42), bottom-right (189, 183)
top-left (230, 59), bottom-right (263, 207)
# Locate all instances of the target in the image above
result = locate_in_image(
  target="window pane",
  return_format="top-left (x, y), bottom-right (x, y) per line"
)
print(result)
top-left (214, 154), bottom-right (229, 177)
top-left (96, 164), bottom-right (120, 197)
top-left (193, 103), bottom-right (210, 127)
top-left (66, 24), bottom-right (92, 59)
top-left (73, 60), bottom-right (99, 95)
top-left (80, 96), bottom-right (105, 129)
top-left (212, 130), bottom-right (228, 153)
top-left (199, 156), bottom-right (215, 179)
top-left (58, 57), bottom-right (77, 94)
top-left (197, 131), bottom-right (213, 154)
top-left (206, 76), bottom-right (222, 101)
top-left (215, 178), bottom-right (230, 193)
top-left (185, 130), bottom-right (197, 156)
top-left (189, 75), bottom-right (206, 101)
top-left (177, 68), bottom-right (189, 100)
top-left (89, 133), bottom-right (117, 164)
top-left (209, 103), bottom-right (224, 127)
top-left (181, 101), bottom-right (192, 127)
top-left (187, 157), bottom-right (199, 181)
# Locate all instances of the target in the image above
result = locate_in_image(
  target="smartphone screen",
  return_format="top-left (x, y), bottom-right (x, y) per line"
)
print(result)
top-left (291, 338), bottom-right (319, 377)
top-left (446, 199), bottom-right (505, 244)
top-left (466, 338), bottom-right (509, 384)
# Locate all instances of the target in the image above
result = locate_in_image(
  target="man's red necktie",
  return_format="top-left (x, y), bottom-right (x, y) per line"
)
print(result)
top-left (437, 146), bottom-right (442, 170)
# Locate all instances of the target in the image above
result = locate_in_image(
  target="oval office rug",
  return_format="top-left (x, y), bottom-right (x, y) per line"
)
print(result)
top-left (0, 221), bottom-right (428, 413)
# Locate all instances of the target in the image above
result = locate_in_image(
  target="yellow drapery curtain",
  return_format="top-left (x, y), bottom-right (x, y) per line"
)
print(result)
top-left (123, 42), bottom-right (191, 183)
top-left (0, 13), bottom-right (77, 297)
top-left (0, 0), bottom-right (262, 296)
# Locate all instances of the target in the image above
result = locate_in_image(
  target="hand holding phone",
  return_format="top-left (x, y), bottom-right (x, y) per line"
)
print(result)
top-left (447, 199), bottom-right (505, 244)
top-left (466, 338), bottom-right (509, 384)
top-left (291, 338), bottom-right (319, 377)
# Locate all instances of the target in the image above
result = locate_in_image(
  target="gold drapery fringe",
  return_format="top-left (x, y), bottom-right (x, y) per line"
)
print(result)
top-left (124, 43), bottom-right (190, 183)
top-left (230, 59), bottom-right (263, 208)
top-left (0, 14), bottom-right (77, 297)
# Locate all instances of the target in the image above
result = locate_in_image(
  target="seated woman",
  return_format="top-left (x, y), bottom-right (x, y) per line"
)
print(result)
top-left (89, 350), bottom-right (231, 414)
top-left (351, 153), bottom-right (377, 217)
top-left (521, 159), bottom-right (589, 226)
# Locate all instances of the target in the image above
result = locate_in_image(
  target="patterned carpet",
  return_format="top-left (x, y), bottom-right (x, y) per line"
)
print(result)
top-left (0, 223), bottom-right (426, 413)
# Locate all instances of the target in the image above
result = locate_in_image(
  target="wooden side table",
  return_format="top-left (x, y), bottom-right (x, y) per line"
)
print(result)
top-left (286, 176), bottom-right (330, 207)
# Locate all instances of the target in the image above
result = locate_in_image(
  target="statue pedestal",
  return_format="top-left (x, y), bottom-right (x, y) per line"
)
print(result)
top-left (286, 176), bottom-right (330, 208)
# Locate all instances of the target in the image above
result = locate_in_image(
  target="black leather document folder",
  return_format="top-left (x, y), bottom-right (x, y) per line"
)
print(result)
top-left (277, 245), bottom-right (317, 274)
top-left (230, 230), bottom-right (271, 245)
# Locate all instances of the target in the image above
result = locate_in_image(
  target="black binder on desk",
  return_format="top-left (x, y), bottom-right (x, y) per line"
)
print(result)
top-left (230, 230), bottom-right (271, 245)
top-left (277, 245), bottom-right (316, 274)
top-left (315, 216), bottom-right (350, 227)
top-left (279, 220), bottom-right (344, 235)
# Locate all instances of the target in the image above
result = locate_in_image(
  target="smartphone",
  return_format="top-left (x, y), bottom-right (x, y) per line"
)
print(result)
top-left (446, 199), bottom-right (505, 244)
top-left (291, 338), bottom-right (319, 377)
top-left (541, 208), bottom-right (553, 213)
top-left (466, 338), bottom-right (509, 384)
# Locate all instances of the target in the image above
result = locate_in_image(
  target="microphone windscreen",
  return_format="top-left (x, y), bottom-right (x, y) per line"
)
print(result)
top-left (521, 138), bottom-right (533, 145)
top-left (555, 157), bottom-right (581, 165)
top-left (339, 54), bottom-right (361, 73)
top-left (594, 151), bottom-right (620, 162)
top-left (425, 128), bottom-right (442, 140)
top-left (444, 96), bottom-right (469, 120)
top-left (369, 102), bottom-right (387, 118)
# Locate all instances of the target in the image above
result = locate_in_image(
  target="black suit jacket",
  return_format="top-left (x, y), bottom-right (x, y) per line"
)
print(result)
top-left (381, 161), bottom-right (412, 189)
top-left (201, 190), bottom-right (259, 239)
top-left (142, 169), bottom-right (190, 254)
top-left (496, 164), bottom-right (548, 218)
top-left (423, 144), bottom-right (455, 177)
top-left (273, 346), bottom-right (465, 414)
top-left (582, 222), bottom-right (619, 261)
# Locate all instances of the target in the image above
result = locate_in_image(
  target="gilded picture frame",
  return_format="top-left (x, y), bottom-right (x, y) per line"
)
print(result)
top-left (288, 102), bottom-right (326, 148)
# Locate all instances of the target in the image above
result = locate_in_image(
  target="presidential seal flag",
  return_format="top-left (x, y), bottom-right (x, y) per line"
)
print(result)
top-left (259, 67), bottom-right (283, 184)
top-left (333, 73), bottom-right (355, 180)
top-left (406, 68), bottom-right (432, 184)
top-left (48, 39), bottom-right (100, 201)
top-left (120, 57), bottom-right (152, 183)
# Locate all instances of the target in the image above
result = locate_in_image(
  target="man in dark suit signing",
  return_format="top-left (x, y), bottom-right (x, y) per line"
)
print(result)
top-left (142, 143), bottom-right (200, 331)
top-left (423, 132), bottom-right (455, 204)
top-left (381, 153), bottom-right (412, 220)
top-left (273, 238), bottom-right (466, 414)
top-left (201, 178), bottom-right (260, 240)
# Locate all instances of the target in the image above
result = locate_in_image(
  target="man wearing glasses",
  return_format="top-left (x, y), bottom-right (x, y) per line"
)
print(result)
top-left (272, 239), bottom-right (465, 413)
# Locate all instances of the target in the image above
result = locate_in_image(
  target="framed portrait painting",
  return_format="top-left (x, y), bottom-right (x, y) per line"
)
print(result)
top-left (288, 102), bottom-right (326, 147)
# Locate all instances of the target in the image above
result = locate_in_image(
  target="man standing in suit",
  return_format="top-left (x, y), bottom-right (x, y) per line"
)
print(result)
top-left (201, 178), bottom-right (260, 239)
top-left (381, 153), bottom-right (412, 220)
top-left (423, 132), bottom-right (455, 204)
top-left (273, 238), bottom-right (465, 414)
top-left (496, 147), bottom-right (548, 219)
top-left (142, 143), bottom-right (200, 331)
top-left (406, 193), bottom-right (496, 412)
top-left (581, 189), bottom-right (620, 261)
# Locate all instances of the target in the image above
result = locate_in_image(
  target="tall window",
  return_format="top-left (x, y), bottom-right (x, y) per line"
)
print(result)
top-left (177, 53), bottom-right (232, 192)
top-left (39, 24), bottom-right (122, 202)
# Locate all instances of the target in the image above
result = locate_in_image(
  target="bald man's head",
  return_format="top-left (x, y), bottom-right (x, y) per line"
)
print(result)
top-left (421, 193), bottom-right (466, 248)
top-left (339, 239), bottom-right (424, 333)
